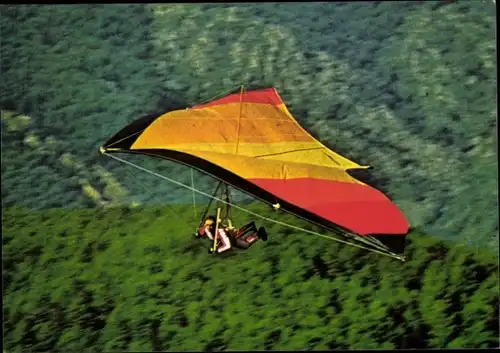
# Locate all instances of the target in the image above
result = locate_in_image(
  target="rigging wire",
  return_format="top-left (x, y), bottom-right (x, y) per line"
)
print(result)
top-left (122, 164), bottom-right (179, 218)
top-left (235, 84), bottom-right (245, 155)
top-left (189, 84), bottom-right (243, 107)
top-left (190, 168), bottom-right (197, 221)
top-left (104, 152), bottom-right (405, 261)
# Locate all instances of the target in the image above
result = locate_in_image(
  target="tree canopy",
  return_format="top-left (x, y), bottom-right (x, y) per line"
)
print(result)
top-left (1, 2), bottom-right (498, 350)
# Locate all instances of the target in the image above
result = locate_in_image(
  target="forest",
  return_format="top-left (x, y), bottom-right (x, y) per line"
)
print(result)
top-left (3, 205), bottom-right (499, 351)
top-left (1, 2), bottom-right (498, 351)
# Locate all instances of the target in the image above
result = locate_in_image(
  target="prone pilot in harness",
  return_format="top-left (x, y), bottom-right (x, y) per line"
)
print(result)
top-left (195, 216), bottom-right (268, 254)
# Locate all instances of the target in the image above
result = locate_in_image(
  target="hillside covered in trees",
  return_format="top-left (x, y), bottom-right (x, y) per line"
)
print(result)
top-left (1, 2), bottom-right (497, 247)
top-left (1, 2), bottom-right (498, 351)
top-left (3, 205), bottom-right (498, 351)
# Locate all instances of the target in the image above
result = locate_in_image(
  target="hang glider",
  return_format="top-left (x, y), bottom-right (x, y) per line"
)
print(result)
top-left (100, 86), bottom-right (410, 260)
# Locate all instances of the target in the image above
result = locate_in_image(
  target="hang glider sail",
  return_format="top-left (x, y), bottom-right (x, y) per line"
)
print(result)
top-left (100, 86), bottom-right (410, 260)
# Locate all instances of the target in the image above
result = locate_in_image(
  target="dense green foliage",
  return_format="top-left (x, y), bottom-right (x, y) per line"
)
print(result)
top-left (0, 2), bottom-right (497, 248)
top-left (1, 3), bottom-right (498, 351)
top-left (3, 204), bottom-right (498, 351)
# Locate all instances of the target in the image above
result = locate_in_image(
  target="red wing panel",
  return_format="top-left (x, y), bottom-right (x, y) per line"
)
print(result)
top-left (249, 177), bottom-right (409, 236)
